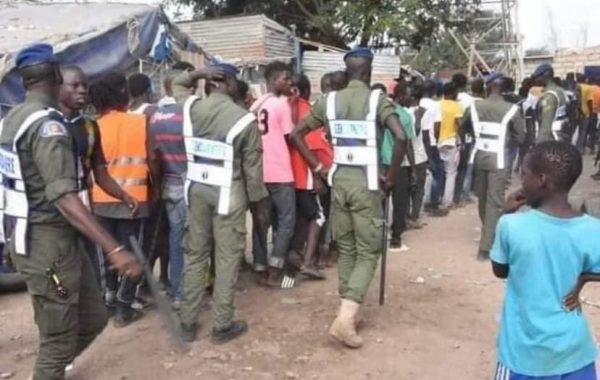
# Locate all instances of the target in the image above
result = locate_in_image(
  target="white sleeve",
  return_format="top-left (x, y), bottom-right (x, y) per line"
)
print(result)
top-left (433, 103), bottom-right (442, 123)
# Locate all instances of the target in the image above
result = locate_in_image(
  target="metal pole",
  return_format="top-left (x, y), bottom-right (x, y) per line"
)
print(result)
top-left (379, 196), bottom-right (390, 306)
top-left (514, 0), bottom-right (525, 82)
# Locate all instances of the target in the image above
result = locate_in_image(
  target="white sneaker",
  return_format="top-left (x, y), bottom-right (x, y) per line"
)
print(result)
top-left (389, 243), bottom-right (410, 253)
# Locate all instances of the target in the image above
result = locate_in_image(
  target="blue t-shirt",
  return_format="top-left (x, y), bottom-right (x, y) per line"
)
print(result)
top-left (491, 209), bottom-right (600, 376)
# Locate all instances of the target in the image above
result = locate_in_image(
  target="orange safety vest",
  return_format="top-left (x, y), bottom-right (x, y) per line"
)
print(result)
top-left (92, 111), bottom-right (149, 203)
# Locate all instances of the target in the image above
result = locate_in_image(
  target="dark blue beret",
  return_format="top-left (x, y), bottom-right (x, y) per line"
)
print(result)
top-left (344, 47), bottom-right (374, 61)
top-left (531, 63), bottom-right (553, 78)
top-left (209, 62), bottom-right (238, 77)
top-left (484, 72), bottom-right (505, 84)
top-left (15, 43), bottom-right (58, 69)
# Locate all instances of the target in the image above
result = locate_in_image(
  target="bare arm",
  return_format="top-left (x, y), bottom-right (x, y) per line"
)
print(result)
top-left (290, 121), bottom-right (322, 172)
top-left (383, 113), bottom-right (408, 189)
top-left (55, 193), bottom-right (142, 279)
top-left (433, 121), bottom-right (441, 141)
top-left (406, 140), bottom-right (416, 168)
top-left (563, 273), bottom-right (600, 311)
top-left (56, 193), bottom-right (121, 252)
top-left (146, 121), bottom-right (161, 202)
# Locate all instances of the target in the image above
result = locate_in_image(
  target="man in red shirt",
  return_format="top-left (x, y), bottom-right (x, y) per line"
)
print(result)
top-left (289, 74), bottom-right (333, 279)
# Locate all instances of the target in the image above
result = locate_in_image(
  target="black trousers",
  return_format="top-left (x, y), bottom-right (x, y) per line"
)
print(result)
top-left (409, 163), bottom-right (428, 221)
top-left (391, 166), bottom-right (411, 243)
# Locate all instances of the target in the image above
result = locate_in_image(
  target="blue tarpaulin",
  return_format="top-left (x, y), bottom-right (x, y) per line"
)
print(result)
top-left (0, 3), bottom-right (197, 112)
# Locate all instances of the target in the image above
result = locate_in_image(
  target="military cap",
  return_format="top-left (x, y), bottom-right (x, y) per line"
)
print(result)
top-left (484, 71), bottom-right (505, 84)
top-left (209, 61), bottom-right (238, 77)
top-left (15, 43), bottom-right (58, 69)
top-left (344, 47), bottom-right (374, 61)
top-left (531, 63), bottom-right (553, 78)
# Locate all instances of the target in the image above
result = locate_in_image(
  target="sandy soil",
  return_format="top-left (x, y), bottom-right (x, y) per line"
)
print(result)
top-left (2, 158), bottom-right (600, 380)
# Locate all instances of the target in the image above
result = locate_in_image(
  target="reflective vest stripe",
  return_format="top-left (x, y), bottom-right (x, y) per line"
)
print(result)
top-left (183, 96), bottom-right (256, 215)
top-left (546, 90), bottom-right (567, 140)
top-left (0, 110), bottom-right (53, 255)
top-left (113, 178), bottom-right (148, 187)
top-left (107, 156), bottom-right (148, 166)
top-left (326, 89), bottom-right (380, 190)
top-left (470, 103), bottom-right (518, 170)
top-left (92, 111), bottom-right (148, 203)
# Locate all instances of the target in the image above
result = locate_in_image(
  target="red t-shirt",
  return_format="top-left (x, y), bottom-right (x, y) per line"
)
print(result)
top-left (289, 98), bottom-right (333, 190)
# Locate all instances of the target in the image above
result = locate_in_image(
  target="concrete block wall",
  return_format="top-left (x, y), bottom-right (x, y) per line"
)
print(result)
top-left (553, 46), bottom-right (600, 77)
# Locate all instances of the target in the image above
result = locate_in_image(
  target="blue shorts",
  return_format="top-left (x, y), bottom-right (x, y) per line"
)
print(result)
top-left (494, 363), bottom-right (597, 380)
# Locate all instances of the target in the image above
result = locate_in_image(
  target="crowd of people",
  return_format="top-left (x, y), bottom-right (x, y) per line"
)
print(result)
top-left (3, 41), bottom-right (600, 380)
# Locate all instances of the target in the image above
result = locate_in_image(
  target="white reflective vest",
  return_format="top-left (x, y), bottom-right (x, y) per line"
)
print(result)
top-left (546, 90), bottom-right (568, 140)
top-left (470, 102), bottom-right (519, 170)
top-left (182, 96), bottom-right (256, 215)
top-left (326, 89), bottom-right (381, 191)
top-left (0, 111), bottom-right (54, 255)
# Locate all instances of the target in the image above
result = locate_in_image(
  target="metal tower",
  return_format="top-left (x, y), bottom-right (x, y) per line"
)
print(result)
top-left (449, 0), bottom-right (524, 81)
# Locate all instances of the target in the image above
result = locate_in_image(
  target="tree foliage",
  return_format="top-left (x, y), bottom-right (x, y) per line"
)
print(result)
top-left (170, 0), bottom-right (482, 50)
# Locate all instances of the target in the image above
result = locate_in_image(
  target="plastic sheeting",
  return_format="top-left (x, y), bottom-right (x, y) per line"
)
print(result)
top-left (0, 3), bottom-right (165, 110)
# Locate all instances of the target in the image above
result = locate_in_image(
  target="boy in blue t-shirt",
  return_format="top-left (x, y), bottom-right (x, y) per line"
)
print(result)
top-left (491, 141), bottom-right (600, 380)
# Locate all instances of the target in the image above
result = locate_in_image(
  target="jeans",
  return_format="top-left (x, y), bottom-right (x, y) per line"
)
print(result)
top-left (589, 114), bottom-right (599, 151)
top-left (577, 117), bottom-right (590, 153)
top-left (428, 147), bottom-right (445, 207)
top-left (454, 143), bottom-right (472, 204)
top-left (410, 163), bottom-right (428, 220)
top-left (462, 163), bottom-right (474, 200)
top-left (439, 145), bottom-right (460, 209)
top-left (163, 182), bottom-right (186, 300)
top-left (506, 143), bottom-right (519, 183)
top-left (253, 183), bottom-right (296, 270)
top-left (99, 217), bottom-right (144, 307)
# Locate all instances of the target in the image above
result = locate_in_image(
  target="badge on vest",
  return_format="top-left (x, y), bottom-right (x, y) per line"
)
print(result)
top-left (40, 121), bottom-right (68, 138)
top-left (330, 120), bottom-right (374, 139)
top-left (0, 149), bottom-right (17, 177)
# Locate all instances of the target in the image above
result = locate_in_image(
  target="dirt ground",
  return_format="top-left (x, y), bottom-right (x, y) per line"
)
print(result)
top-left (2, 157), bottom-right (600, 380)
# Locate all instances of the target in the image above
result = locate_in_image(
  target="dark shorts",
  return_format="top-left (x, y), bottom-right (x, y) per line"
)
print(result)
top-left (296, 190), bottom-right (325, 225)
top-left (494, 362), bottom-right (596, 380)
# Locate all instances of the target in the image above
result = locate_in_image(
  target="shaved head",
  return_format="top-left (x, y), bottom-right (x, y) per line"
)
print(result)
top-left (345, 57), bottom-right (372, 83)
top-left (487, 78), bottom-right (504, 95)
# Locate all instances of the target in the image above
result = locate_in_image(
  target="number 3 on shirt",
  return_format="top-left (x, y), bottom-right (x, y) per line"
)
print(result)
top-left (258, 109), bottom-right (269, 135)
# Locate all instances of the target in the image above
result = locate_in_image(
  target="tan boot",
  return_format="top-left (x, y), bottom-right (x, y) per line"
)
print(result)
top-left (328, 299), bottom-right (363, 348)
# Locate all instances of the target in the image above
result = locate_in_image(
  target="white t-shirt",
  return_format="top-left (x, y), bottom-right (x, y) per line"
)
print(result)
top-left (419, 97), bottom-right (441, 147)
top-left (457, 92), bottom-right (474, 111)
top-left (402, 107), bottom-right (428, 166)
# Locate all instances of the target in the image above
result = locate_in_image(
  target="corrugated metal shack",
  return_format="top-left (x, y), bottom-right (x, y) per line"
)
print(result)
top-left (178, 14), bottom-right (402, 95)
top-left (178, 14), bottom-right (294, 91)
top-left (302, 50), bottom-right (401, 94)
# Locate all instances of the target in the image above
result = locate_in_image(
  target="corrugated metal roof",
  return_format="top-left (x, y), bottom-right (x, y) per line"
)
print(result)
top-left (177, 14), bottom-right (294, 62)
top-left (0, 2), bottom-right (153, 55)
top-left (302, 51), bottom-right (401, 75)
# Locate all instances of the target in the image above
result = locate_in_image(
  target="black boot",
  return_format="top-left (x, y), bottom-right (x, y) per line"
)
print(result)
top-left (211, 320), bottom-right (248, 345)
top-left (180, 323), bottom-right (198, 342)
top-left (113, 303), bottom-right (143, 328)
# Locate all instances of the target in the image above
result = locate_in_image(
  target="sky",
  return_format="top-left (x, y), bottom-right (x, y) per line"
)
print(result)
top-left (38, 0), bottom-right (600, 51)
top-left (517, 0), bottom-right (600, 50)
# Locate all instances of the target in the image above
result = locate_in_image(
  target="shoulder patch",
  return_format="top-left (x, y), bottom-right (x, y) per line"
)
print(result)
top-left (40, 120), bottom-right (68, 138)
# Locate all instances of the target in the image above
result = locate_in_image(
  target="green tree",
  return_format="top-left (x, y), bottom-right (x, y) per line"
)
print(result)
top-left (169, 0), bottom-right (482, 50)
top-left (403, 8), bottom-right (509, 75)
